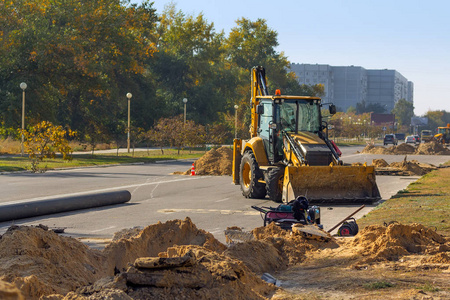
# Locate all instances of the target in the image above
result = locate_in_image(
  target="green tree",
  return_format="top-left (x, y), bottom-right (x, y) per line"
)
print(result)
top-left (424, 110), bottom-right (450, 132)
top-left (392, 99), bottom-right (414, 127)
top-left (0, 0), bottom-right (158, 133)
top-left (150, 5), bottom-right (229, 125)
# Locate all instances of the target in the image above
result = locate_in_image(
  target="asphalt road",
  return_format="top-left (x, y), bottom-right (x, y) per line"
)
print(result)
top-left (0, 146), bottom-right (449, 246)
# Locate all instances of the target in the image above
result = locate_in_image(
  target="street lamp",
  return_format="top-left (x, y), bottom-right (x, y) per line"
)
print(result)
top-left (126, 93), bottom-right (132, 153)
top-left (234, 105), bottom-right (239, 139)
top-left (183, 98), bottom-right (188, 125)
top-left (20, 82), bottom-right (27, 157)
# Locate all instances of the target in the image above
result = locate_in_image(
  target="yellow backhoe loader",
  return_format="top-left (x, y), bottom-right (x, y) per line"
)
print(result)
top-left (434, 124), bottom-right (450, 144)
top-left (232, 66), bottom-right (381, 204)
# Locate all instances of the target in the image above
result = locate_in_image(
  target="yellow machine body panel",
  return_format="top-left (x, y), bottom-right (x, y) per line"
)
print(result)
top-left (294, 131), bottom-right (326, 145)
top-left (282, 165), bottom-right (380, 203)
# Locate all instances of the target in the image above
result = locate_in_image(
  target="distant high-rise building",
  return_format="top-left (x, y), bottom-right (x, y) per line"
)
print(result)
top-left (290, 63), bottom-right (413, 112)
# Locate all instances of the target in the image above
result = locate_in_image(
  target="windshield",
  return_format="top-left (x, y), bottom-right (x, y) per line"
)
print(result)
top-left (277, 100), bottom-right (321, 133)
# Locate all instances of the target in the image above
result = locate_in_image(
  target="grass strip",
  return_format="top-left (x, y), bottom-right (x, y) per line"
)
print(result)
top-left (0, 150), bottom-right (205, 172)
top-left (358, 167), bottom-right (450, 236)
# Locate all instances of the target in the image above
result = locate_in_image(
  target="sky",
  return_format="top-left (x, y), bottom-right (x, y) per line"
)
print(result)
top-left (130, 0), bottom-right (450, 116)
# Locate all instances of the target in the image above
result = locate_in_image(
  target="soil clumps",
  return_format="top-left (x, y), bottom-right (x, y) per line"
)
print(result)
top-left (349, 223), bottom-right (449, 264)
top-left (362, 141), bottom-right (450, 155)
top-left (0, 225), bottom-right (107, 297)
top-left (1, 220), bottom-right (448, 299)
top-left (415, 141), bottom-right (450, 155)
top-left (369, 157), bottom-right (439, 176)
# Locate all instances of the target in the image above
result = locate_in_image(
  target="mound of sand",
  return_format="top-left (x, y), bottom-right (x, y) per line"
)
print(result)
top-left (1, 219), bottom-right (448, 299)
top-left (371, 158), bottom-right (389, 167)
top-left (372, 157), bottom-right (438, 176)
top-left (0, 218), bottom-right (305, 300)
top-left (103, 217), bottom-right (227, 274)
top-left (0, 219), bottom-right (339, 299)
top-left (351, 223), bottom-right (449, 264)
top-left (76, 245), bottom-right (275, 300)
top-left (0, 225), bottom-right (107, 297)
top-left (174, 146), bottom-right (233, 176)
top-left (362, 141), bottom-right (450, 155)
top-left (194, 146), bottom-right (233, 175)
top-left (415, 141), bottom-right (450, 155)
top-left (361, 143), bottom-right (416, 155)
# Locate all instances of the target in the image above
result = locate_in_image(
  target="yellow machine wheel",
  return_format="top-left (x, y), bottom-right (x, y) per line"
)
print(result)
top-left (266, 166), bottom-right (285, 203)
top-left (240, 151), bottom-right (266, 199)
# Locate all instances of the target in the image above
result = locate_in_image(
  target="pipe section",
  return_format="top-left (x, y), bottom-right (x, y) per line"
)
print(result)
top-left (0, 190), bottom-right (131, 222)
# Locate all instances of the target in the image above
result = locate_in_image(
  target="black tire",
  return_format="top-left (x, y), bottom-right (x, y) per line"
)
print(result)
top-left (266, 166), bottom-right (285, 203)
top-left (240, 151), bottom-right (266, 199)
top-left (338, 224), bottom-right (353, 236)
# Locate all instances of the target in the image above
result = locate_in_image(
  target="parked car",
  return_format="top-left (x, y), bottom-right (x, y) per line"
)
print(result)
top-left (405, 135), bottom-right (419, 145)
top-left (383, 134), bottom-right (398, 145)
top-left (414, 135), bottom-right (421, 144)
top-left (394, 133), bottom-right (405, 142)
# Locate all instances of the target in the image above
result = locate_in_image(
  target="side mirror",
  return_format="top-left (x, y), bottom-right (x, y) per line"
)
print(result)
top-left (256, 104), bottom-right (264, 114)
top-left (329, 104), bottom-right (336, 115)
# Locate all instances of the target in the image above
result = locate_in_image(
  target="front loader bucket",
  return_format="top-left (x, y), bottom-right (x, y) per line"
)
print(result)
top-left (282, 165), bottom-right (381, 204)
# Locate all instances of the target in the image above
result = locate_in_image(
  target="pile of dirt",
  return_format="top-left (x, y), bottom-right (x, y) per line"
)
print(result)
top-left (193, 146), bottom-right (233, 175)
top-left (361, 143), bottom-right (416, 155)
top-left (362, 141), bottom-right (450, 155)
top-left (421, 252), bottom-right (450, 264)
top-left (0, 225), bottom-right (108, 298)
top-left (350, 223), bottom-right (450, 264)
top-left (103, 217), bottom-right (227, 274)
top-left (225, 223), bottom-right (338, 275)
top-left (75, 245), bottom-right (275, 300)
top-left (173, 146), bottom-right (233, 176)
top-left (415, 141), bottom-right (450, 155)
top-left (371, 158), bottom-right (389, 167)
top-left (1, 219), bottom-right (448, 299)
top-left (0, 218), bottom-right (277, 299)
top-left (371, 157), bottom-right (438, 176)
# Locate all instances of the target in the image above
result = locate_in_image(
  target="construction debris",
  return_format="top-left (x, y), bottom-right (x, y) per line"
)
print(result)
top-left (362, 141), bottom-right (450, 155)
top-left (369, 157), bottom-right (439, 176)
top-left (0, 219), bottom-right (448, 299)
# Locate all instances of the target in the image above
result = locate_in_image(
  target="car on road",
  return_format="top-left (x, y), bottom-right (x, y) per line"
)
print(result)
top-left (394, 133), bottom-right (405, 142)
top-left (383, 134), bottom-right (398, 145)
top-left (405, 135), bottom-right (419, 145)
top-left (414, 135), bottom-right (421, 144)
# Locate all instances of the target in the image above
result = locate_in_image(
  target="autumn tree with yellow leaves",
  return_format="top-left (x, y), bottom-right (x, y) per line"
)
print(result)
top-left (22, 121), bottom-right (76, 172)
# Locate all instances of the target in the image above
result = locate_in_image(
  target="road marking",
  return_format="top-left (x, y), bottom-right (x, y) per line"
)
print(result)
top-left (157, 208), bottom-right (260, 216)
top-left (91, 226), bottom-right (116, 233)
top-left (215, 197), bottom-right (230, 202)
top-left (0, 176), bottom-right (209, 205)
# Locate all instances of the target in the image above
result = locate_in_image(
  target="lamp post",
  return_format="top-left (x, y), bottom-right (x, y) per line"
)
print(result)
top-left (183, 98), bottom-right (188, 126)
top-left (234, 104), bottom-right (239, 139)
top-left (20, 82), bottom-right (27, 157)
top-left (126, 93), bottom-right (132, 153)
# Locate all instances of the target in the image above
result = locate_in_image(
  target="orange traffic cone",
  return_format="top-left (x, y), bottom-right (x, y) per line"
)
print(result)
top-left (191, 163), bottom-right (196, 176)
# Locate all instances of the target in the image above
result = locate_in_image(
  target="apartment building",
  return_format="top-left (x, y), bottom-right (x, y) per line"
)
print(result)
top-left (290, 63), bottom-right (413, 112)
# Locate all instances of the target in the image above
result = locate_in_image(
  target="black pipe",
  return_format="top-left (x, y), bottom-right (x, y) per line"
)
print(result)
top-left (0, 190), bottom-right (131, 222)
